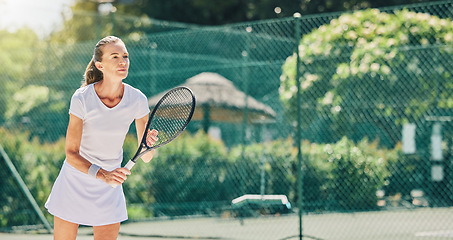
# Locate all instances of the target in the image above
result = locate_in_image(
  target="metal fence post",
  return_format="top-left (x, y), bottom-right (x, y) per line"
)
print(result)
top-left (294, 12), bottom-right (303, 240)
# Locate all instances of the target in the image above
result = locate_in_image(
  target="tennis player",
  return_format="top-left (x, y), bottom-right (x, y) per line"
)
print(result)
top-left (45, 36), bottom-right (158, 239)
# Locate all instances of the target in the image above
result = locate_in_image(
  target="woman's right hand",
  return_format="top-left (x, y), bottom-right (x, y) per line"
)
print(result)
top-left (97, 168), bottom-right (131, 186)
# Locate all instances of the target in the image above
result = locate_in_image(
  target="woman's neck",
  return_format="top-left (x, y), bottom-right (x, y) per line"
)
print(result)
top-left (94, 80), bottom-right (124, 101)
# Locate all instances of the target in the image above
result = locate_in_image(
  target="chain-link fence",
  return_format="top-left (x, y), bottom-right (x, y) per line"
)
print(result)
top-left (1, 1), bottom-right (453, 239)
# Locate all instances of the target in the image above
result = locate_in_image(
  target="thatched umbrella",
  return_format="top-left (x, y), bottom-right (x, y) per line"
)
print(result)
top-left (148, 72), bottom-right (276, 132)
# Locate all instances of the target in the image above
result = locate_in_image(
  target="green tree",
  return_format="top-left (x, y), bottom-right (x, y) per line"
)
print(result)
top-left (0, 29), bottom-right (45, 127)
top-left (280, 8), bottom-right (453, 147)
top-left (48, 1), bottom-right (161, 44)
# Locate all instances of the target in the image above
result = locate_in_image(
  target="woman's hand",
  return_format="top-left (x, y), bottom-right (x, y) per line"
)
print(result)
top-left (97, 168), bottom-right (131, 186)
top-left (146, 129), bottom-right (159, 146)
top-left (142, 129), bottom-right (158, 163)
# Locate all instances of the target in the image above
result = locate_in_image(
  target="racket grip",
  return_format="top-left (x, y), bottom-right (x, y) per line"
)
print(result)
top-left (110, 160), bottom-right (136, 188)
top-left (124, 160), bottom-right (136, 170)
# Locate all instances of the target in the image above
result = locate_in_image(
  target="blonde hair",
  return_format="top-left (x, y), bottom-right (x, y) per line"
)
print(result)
top-left (82, 36), bottom-right (122, 87)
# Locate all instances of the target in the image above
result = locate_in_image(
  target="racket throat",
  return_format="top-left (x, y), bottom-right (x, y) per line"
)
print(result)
top-left (129, 143), bottom-right (147, 163)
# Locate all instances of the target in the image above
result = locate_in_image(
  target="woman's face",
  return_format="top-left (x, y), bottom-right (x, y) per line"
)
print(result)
top-left (96, 40), bottom-right (129, 80)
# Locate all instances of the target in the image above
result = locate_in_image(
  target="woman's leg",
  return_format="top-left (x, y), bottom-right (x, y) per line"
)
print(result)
top-left (93, 222), bottom-right (121, 240)
top-left (53, 216), bottom-right (79, 240)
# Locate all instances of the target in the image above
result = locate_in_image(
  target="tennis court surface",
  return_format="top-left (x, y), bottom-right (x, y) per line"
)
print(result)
top-left (1, 207), bottom-right (452, 240)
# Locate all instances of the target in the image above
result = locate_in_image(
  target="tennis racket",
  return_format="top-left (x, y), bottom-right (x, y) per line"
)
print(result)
top-left (112, 86), bottom-right (195, 187)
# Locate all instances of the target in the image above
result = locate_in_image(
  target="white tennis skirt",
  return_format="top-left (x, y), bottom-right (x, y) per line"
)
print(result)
top-left (45, 160), bottom-right (128, 226)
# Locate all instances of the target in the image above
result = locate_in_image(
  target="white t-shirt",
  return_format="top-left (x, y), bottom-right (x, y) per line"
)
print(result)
top-left (69, 82), bottom-right (150, 170)
top-left (45, 82), bottom-right (150, 226)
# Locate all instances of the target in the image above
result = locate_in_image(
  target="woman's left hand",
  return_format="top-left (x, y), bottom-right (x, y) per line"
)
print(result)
top-left (146, 129), bottom-right (158, 147)
top-left (142, 129), bottom-right (158, 163)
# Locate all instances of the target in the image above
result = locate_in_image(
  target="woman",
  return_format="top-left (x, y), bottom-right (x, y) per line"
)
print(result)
top-left (45, 36), bottom-right (158, 239)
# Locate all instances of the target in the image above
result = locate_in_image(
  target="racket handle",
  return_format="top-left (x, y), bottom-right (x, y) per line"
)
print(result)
top-left (124, 160), bottom-right (136, 170)
top-left (110, 160), bottom-right (136, 188)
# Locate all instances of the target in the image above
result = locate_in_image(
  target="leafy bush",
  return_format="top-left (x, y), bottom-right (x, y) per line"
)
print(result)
top-left (0, 128), bottom-right (65, 226)
top-left (228, 138), bottom-right (294, 198)
top-left (124, 131), bottom-right (230, 217)
top-left (281, 137), bottom-right (396, 212)
top-left (0, 127), bottom-right (401, 226)
top-left (324, 137), bottom-right (396, 210)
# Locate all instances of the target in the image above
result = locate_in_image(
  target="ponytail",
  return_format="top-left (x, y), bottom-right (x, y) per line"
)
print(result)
top-left (82, 57), bottom-right (103, 87)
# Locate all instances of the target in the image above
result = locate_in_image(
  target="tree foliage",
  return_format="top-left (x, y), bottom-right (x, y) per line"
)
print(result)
top-left (0, 128), bottom-right (65, 225)
top-left (123, 0), bottom-right (431, 25)
top-left (280, 8), bottom-right (453, 147)
top-left (43, 0), bottom-right (433, 42)
top-left (0, 29), bottom-right (45, 126)
top-left (0, 127), bottom-right (399, 226)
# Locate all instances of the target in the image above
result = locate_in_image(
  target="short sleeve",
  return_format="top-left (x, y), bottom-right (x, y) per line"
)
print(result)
top-left (69, 91), bottom-right (86, 120)
top-left (135, 91), bottom-right (150, 119)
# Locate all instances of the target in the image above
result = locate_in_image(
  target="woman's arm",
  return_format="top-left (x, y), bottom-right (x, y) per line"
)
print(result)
top-left (135, 115), bottom-right (158, 163)
top-left (65, 113), bottom-right (130, 186)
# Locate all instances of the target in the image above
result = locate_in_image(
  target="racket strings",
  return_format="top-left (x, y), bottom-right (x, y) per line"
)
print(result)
top-left (148, 88), bottom-right (194, 147)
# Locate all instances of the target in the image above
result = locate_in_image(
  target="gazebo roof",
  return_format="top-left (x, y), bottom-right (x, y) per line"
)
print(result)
top-left (148, 72), bottom-right (276, 125)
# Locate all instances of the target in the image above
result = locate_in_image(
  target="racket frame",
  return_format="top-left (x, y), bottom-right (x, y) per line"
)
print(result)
top-left (127, 86), bottom-right (195, 166)
top-left (110, 86), bottom-right (195, 187)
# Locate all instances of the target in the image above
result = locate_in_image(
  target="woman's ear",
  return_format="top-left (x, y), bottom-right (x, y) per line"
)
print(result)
top-left (95, 61), bottom-right (103, 71)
